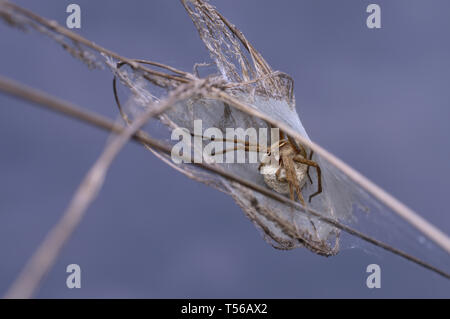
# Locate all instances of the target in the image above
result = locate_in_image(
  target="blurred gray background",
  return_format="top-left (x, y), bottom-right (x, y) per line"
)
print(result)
top-left (0, 0), bottom-right (449, 298)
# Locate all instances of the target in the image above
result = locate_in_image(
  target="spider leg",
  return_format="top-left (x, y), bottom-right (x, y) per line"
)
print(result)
top-left (288, 182), bottom-right (295, 203)
top-left (258, 162), bottom-right (263, 171)
top-left (284, 157), bottom-right (305, 207)
top-left (306, 150), bottom-right (314, 184)
top-left (190, 132), bottom-right (269, 154)
top-left (209, 143), bottom-right (260, 156)
top-left (293, 181), bottom-right (320, 239)
top-left (298, 144), bottom-right (308, 158)
top-left (187, 132), bottom-right (271, 162)
top-left (296, 145), bottom-right (313, 184)
top-left (285, 160), bottom-right (321, 239)
top-left (287, 135), bottom-right (302, 154)
top-left (293, 154), bottom-right (322, 202)
top-left (292, 174), bottom-right (320, 239)
top-left (287, 159), bottom-right (320, 239)
top-left (275, 166), bottom-right (282, 181)
top-left (294, 182), bottom-right (306, 206)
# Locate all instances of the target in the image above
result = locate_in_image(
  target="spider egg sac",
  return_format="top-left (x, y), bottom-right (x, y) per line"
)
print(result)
top-left (259, 160), bottom-right (308, 195)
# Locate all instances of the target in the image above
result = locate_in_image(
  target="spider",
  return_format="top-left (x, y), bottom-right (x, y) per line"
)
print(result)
top-left (260, 134), bottom-right (322, 206)
top-left (205, 131), bottom-right (323, 206)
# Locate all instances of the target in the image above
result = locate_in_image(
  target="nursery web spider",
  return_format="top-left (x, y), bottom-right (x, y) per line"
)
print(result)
top-left (204, 131), bottom-right (323, 206)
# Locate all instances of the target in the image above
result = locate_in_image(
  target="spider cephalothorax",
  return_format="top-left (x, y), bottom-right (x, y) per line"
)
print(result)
top-left (259, 136), bottom-right (322, 206)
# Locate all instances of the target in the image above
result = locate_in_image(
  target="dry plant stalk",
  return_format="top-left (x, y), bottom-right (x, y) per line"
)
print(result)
top-left (0, 0), bottom-right (449, 298)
